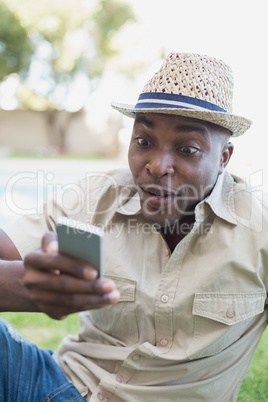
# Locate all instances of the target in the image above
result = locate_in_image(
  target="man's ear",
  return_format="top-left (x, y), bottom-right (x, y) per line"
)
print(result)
top-left (218, 142), bottom-right (234, 175)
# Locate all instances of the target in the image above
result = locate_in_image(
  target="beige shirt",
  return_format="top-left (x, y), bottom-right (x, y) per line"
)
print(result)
top-left (3, 168), bottom-right (268, 402)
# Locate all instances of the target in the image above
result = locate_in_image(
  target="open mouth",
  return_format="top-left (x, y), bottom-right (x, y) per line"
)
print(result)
top-left (145, 190), bottom-right (174, 199)
top-left (140, 186), bottom-right (177, 206)
top-left (142, 186), bottom-right (176, 197)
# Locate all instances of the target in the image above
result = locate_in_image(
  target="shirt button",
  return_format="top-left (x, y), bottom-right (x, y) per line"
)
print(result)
top-left (116, 375), bottom-right (123, 383)
top-left (97, 392), bottom-right (104, 400)
top-left (132, 354), bottom-right (141, 361)
top-left (226, 308), bottom-right (235, 318)
top-left (161, 294), bottom-right (169, 303)
top-left (159, 338), bottom-right (168, 347)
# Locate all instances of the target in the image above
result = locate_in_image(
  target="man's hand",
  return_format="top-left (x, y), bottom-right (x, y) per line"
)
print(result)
top-left (23, 231), bottom-right (120, 320)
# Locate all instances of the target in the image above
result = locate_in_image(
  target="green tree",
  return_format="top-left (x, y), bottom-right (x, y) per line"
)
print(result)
top-left (90, 0), bottom-right (134, 75)
top-left (0, 1), bottom-right (33, 81)
top-left (1, 0), bottom-right (135, 110)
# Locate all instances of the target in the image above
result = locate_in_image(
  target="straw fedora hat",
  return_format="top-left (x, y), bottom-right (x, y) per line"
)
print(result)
top-left (111, 52), bottom-right (252, 137)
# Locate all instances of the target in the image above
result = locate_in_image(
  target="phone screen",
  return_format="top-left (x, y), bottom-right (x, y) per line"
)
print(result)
top-left (56, 217), bottom-right (103, 277)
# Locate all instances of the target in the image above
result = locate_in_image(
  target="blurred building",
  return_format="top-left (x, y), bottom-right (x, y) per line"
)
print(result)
top-left (0, 109), bottom-right (121, 157)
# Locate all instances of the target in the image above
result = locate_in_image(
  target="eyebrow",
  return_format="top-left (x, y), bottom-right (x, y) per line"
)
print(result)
top-left (134, 115), bottom-right (154, 128)
top-left (175, 124), bottom-right (209, 140)
top-left (134, 115), bottom-right (209, 140)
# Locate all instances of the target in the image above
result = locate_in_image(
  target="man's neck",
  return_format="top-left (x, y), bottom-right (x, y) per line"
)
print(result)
top-left (160, 215), bottom-right (195, 253)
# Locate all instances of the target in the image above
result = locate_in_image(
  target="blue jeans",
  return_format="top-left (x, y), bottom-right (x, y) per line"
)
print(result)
top-left (0, 317), bottom-right (86, 401)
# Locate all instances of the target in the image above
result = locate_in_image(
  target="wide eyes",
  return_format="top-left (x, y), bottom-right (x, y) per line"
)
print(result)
top-left (178, 146), bottom-right (198, 154)
top-left (135, 137), bottom-right (152, 147)
top-left (135, 137), bottom-right (199, 155)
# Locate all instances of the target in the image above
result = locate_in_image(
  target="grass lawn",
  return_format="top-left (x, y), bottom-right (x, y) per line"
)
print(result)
top-left (1, 312), bottom-right (267, 400)
top-left (237, 328), bottom-right (268, 401)
top-left (0, 312), bottom-right (80, 350)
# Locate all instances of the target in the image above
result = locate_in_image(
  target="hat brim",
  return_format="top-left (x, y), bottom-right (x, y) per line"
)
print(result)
top-left (111, 102), bottom-right (252, 137)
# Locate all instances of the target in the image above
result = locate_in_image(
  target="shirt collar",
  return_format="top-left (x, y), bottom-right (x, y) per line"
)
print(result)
top-left (202, 170), bottom-right (237, 225)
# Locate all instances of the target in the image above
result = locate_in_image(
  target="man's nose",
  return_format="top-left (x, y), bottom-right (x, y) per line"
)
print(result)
top-left (145, 152), bottom-right (175, 178)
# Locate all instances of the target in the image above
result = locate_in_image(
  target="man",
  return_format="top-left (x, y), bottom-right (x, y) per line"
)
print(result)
top-left (0, 52), bottom-right (267, 401)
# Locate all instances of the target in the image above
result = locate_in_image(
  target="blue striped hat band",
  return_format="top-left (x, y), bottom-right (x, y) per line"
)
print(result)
top-left (134, 92), bottom-right (227, 113)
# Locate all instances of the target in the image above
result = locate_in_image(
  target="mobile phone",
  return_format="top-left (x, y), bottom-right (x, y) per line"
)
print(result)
top-left (56, 217), bottom-right (104, 277)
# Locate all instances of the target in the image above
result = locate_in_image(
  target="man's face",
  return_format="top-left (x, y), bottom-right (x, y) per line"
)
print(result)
top-left (128, 113), bottom-right (233, 228)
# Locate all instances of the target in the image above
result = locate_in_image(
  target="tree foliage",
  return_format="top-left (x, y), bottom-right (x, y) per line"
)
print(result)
top-left (90, 0), bottom-right (134, 74)
top-left (0, 2), bottom-right (33, 81)
top-left (0, 0), bottom-right (135, 110)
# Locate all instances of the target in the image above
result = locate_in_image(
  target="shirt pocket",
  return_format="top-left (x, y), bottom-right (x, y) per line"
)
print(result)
top-left (89, 275), bottom-right (138, 346)
top-left (186, 291), bottom-right (266, 360)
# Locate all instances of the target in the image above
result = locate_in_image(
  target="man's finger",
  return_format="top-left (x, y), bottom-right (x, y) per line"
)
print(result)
top-left (28, 288), bottom-right (120, 310)
top-left (41, 231), bottom-right (58, 253)
top-left (24, 270), bottom-right (117, 295)
top-left (24, 251), bottom-right (98, 280)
